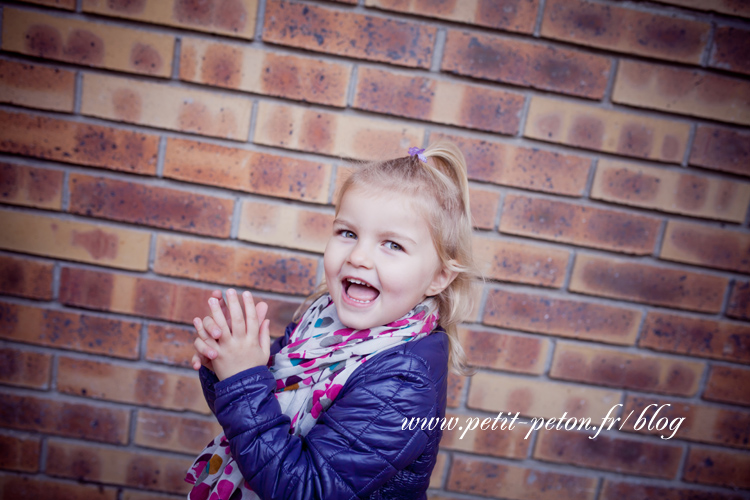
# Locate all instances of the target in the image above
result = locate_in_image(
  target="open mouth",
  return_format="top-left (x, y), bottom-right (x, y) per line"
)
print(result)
top-left (342, 278), bottom-right (380, 304)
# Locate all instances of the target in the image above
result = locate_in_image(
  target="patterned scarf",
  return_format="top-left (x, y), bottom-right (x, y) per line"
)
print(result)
top-left (185, 294), bottom-right (439, 500)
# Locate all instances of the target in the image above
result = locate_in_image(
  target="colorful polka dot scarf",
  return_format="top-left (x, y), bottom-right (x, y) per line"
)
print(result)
top-left (185, 293), bottom-right (439, 500)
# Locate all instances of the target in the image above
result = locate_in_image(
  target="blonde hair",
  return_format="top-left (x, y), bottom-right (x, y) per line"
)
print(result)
top-left (296, 140), bottom-right (479, 376)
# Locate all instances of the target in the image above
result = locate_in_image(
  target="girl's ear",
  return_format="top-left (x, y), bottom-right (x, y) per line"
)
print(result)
top-left (426, 260), bottom-right (459, 296)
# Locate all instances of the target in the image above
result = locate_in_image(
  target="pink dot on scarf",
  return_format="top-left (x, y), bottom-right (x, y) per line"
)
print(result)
top-left (217, 479), bottom-right (235, 499)
top-left (225, 464), bottom-right (233, 474)
top-left (189, 483), bottom-right (210, 500)
top-left (326, 383), bottom-right (343, 401)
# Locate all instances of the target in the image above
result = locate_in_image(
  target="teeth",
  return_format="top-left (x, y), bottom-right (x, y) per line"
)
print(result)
top-left (347, 278), bottom-right (371, 288)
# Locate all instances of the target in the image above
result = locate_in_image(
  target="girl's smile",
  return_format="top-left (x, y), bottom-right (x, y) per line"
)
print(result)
top-left (323, 186), bottom-right (453, 330)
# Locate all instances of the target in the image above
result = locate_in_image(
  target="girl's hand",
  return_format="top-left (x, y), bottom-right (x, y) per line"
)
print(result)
top-left (198, 289), bottom-right (268, 342)
top-left (191, 316), bottom-right (219, 372)
top-left (206, 289), bottom-right (271, 381)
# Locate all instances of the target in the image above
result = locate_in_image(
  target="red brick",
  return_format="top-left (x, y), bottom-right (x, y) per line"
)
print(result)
top-left (500, 194), bottom-right (661, 255)
top-left (254, 101), bottom-right (424, 161)
top-left (468, 186), bottom-right (499, 230)
top-left (354, 66), bottom-right (523, 134)
top-left (0, 393), bottom-right (130, 444)
top-left (550, 342), bottom-right (704, 396)
top-left (660, 220), bottom-right (750, 273)
top-left (0, 161), bottom-right (64, 210)
top-left (684, 446), bottom-right (750, 489)
top-left (570, 254), bottom-right (728, 313)
top-left (459, 326), bottom-right (550, 374)
top-left (0, 210), bottom-right (151, 271)
top-left (429, 452), bottom-right (447, 490)
top-left (710, 26), bottom-right (750, 76)
top-left (0, 301), bottom-right (140, 359)
top-left (612, 60), bottom-right (750, 126)
top-left (690, 125), bottom-right (750, 177)
top-left (483, 288), bottom-right (641, 345)
top-left (367, 0), bottom-right (538, 33)
top-left (164, 138), bottom-right (332, 203)
top-left (600, 479), bottom-right (747, 500)
top-left (238, 201), bottom-right (333, 253)
top-left (19, 0), bottom-right (76, 9)
top-left (447, 455), bottom-right (597, 500)
top-left (622, 395), bottom-right (750, 449)
top-left (704, 365), bottom-right (750, 407)
top-left (440, 410), bottom-right (531, 459)
top-left (145, 324), bottom-right (198, 369)
top-left (135, 410), bottom-right (222, 454)
top-left (0, 434), bottom-right (40, 472)
top-left (83, 0), bottom-right (257, 39)
top-left (0, 347), bottom-right (51, 389)
top-left (81, 73), bottom-right (252, 141)
top-left (0, 58), bottom-right (75, 112)
top-left (534, 429), bottom-right (682, 479)
top-left (468, 371), bottom-right (621, 420)
top-left (46, 439), bottom-right (193, 494)
top-left (433, 132), bottom-right (590, 196)
top-left (57, 356), bottom-right (209, 414)
top-left (446, 371), bottom-right (465, 408)
top-left (541, 0), bottom-right (710, 64)
top-left (525, 96), bottom-right (690, 163)
top-left (0, 474), bottom-right (117, 500)
top-left (59, 266), bottom-right (301, 339)
top-left (180, 37), bottom-right (351, 107)
top-left (640, 312), bottom-right (750, 363)
top-left (592, 159), bottom-right (750, 223)
top-left (0, 254), bottom-right (54, 300)
top-left (3, 7), bottom-right (174, 78)
top-left (262, 0), bottom-right (436, 69)
top-left (60, 266), bottom-right (208, 322)
top-left (68, 173), bottom-right (234, 238)
top-left (0, 110), bottom-right (159, 174)
top-left (473, 234), bottom-right (570, 288)
top-left (441, 30), bottom-right (611, 99)
top-left (651, 0), bottom-right (750, 18)
top-left (154, 234), bottom-right (318, 296)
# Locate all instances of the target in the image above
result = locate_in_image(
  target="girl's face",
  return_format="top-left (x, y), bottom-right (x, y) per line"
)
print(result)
top-left (323, 186), bottom-right (453, 330)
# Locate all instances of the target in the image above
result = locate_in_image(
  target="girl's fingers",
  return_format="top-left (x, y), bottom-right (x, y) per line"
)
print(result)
top-left (202, 316), bottom-right (222, 340)
top-left (194, 336), bottom-right (217, 360)
top-left (242, 291), bottom-right (259, 328)
top-left (259, 318), bottom-right (271, 357)
top-left (255, 300), bottom-right (268, 329)
top-left (194, 317), bottom-right (218, 353)
top-left (191, 353), bottom-right (203, 371)
top-left (208, 296), bottom-right (231, 336)
top-left (225, 289), bottom-right (246, 339)
top-left (211, 289), bottom-right (230, 322)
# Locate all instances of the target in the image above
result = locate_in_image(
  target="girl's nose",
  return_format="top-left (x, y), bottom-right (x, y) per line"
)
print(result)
top-left (348, 242), bottom-right (372, 268)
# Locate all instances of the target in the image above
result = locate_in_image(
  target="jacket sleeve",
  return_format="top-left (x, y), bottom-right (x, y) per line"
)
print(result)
top-left (199, 330), bottom-right (290, 416)
top-left (212, 350), bottom-right (440, 500)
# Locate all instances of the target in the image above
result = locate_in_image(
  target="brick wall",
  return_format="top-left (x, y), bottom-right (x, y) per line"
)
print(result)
top-left (0, 0), bottom-right (749, 498)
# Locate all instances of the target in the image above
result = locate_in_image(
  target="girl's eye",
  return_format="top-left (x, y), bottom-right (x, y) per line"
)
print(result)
top-left (385, 241), bottom-right (403, 251)
top-left (340, 230), bottom-right (356, 239)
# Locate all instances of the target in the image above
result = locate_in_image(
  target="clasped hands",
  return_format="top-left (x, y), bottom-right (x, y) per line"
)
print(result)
top-left (191, 288), bottom-right (271, 381)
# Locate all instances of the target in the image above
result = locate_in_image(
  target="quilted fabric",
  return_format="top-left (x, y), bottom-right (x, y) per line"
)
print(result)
top-left (198, 321), bottom-right (450, 499)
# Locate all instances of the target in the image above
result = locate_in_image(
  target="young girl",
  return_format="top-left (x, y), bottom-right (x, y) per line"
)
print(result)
top-left (185, 142), bottom-right (477, 500)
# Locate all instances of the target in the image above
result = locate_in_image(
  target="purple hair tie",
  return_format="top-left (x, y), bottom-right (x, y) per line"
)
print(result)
top-left (408, 147), bottom-right (427, 163)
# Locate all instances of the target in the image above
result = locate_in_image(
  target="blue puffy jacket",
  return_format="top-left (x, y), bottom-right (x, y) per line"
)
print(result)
top-left (198, 321), bottom-right (450, 499)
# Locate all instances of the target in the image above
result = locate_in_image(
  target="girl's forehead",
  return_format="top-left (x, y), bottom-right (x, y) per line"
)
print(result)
top-left (338, 186), bottom-right (431, 227)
